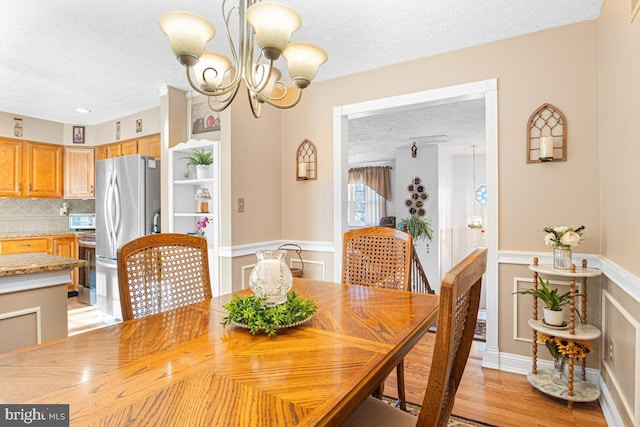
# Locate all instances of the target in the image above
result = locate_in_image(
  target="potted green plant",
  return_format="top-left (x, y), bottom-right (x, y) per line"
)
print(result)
top-left (514, 276), bottom-right (580, 326)
top-left (182, 149), bottom-right (213, 179)
top-left (397, 215), bottom-right (434, 251)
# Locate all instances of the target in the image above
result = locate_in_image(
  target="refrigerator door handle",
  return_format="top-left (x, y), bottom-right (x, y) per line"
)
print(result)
top-left (103, 171), bottom-right (114, 254)
top-left (112, 171), bottom-right (122, 245)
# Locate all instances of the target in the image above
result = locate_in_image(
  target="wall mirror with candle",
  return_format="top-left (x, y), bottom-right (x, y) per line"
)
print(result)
top-left (296, 139), bottom-right (317, 181)
top-left (526, 103), bottom-right (567, 163)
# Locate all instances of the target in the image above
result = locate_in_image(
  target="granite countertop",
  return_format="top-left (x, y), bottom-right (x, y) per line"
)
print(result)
top-left (0, 253), bottom-right (86, 277)
top-left (0, 231), bottom-right (83, 239)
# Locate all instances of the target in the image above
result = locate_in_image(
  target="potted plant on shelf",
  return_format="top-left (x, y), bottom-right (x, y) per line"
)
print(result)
top-left (182, 149), bottom-right (213, 179)
top-left (397, 215), bottom-right (434, 252)
top-left (514, 276), bottom-right (581, 326)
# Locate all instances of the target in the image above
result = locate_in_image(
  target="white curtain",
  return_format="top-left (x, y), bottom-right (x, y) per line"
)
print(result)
top-left (364, 185), bottom-right (386, 226)
top-left (347, 183), bottom-right (386, 227)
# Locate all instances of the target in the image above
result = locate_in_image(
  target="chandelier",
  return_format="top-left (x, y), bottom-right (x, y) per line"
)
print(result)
top-left (159, 0), bottom-right (327, 118)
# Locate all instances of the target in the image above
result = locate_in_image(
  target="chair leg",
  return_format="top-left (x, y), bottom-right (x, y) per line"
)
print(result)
top-left (372, 382), bottom-right (384, 399)
top-left (397, 360), bottom-right (407, 411)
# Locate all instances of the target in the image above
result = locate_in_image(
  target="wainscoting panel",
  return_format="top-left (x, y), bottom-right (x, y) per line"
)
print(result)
top-left (512, 276), bottom-right (581, 343)
top-left (0, 307), bottom-right (41, 353)
top-left (601, 290), bottom-right (640, 427)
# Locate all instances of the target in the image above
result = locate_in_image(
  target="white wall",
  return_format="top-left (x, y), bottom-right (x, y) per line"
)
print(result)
top-left (395, 143), bottom-right (440, 292)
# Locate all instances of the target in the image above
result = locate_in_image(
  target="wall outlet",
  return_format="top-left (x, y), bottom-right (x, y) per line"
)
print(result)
top-left (608, 338), bottom-right (615, 365)
top-left (59, 202), bottom-right (68, 216)
top-left (238, 198), bottom-right (245, 213)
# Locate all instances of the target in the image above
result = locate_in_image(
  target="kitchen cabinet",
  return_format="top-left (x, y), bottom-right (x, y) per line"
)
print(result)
top-left (136, 134), bottom-right (161, 160)
top-left (64, 147), bottom-right (95, 199)
top-left (0, 237), bottom-right (50, 255)
top-left (0, 234), bottom-right (79, 292)
top-left (0, 138), bottom-right (23, 197)
top-left (96, 145), bottom-right (107, 161)
top-left (96, 134), bottom-right (161, 161)
top-left (120, 140), bottom-right (138, 156)
top-left (52, 235), bottom-right (78, 292)
top-left (0, 138), bottom-right (63, 198)
top-left (106, 143), bottom-right (121, 158)
top-left (25, 142), bottom-right (64, 198)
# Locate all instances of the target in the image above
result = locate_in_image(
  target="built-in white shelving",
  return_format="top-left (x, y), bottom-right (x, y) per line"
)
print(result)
top-left (168, 139), bottom-right (220, 296)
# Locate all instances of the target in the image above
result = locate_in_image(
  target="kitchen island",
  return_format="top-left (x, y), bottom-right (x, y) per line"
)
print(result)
top-left (0, 253), bottom-right (86, 353)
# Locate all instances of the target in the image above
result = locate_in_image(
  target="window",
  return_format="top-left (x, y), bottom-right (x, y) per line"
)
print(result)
top-left (348, 183), bottom-right (386, 227)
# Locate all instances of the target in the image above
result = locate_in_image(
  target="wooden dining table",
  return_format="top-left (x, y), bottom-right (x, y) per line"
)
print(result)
top-left (0, 278), bottom-right (439, 426)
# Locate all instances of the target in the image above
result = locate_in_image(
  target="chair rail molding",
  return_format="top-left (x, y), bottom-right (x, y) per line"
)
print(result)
top-left (498, 250), bottom-right (640, 303)
top-left (218, 240), bottom-right (334, 258)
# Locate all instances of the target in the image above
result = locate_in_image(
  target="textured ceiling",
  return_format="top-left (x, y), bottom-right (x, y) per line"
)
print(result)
top-left (0, 1), bottom-right (602, 126)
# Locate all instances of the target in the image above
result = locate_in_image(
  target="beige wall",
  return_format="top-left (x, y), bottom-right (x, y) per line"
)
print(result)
top-left (597, 2), bottom-right (640, 425)
top-left (228, 93), bottom-right (282, 246)
top-left (0, 111), bottom-right (64, 144)
top-left (598, 1), bottom-right (640, 277)
top-left (1, 107), bottom-right (161, 147)
top-left (280, 21), bottom-right (601, 253)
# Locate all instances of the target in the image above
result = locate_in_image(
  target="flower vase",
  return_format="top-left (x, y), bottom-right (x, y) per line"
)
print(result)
top-left (551, 356), bottom-right (568, 385)
top-left (249, 250), bottom-right (293, 307)
top-left (553, 247), bottom-right (572, 269)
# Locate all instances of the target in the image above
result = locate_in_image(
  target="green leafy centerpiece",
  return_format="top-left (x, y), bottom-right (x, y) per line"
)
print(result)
top-left (221, 291), bottom-right (317, 336)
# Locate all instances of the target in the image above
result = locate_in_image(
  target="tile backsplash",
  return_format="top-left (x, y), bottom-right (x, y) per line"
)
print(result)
top-left (0, 199), bottom-right (95, 234)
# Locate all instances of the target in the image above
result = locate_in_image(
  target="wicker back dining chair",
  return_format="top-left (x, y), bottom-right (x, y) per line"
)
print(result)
top-left (342, 248), bottom-right (488, 427)
top-left (117, 233), bottom-right (212, 321)
top-left (342, 226), bottom-right (413, 410)
top-left (342, 226), bottom-right (412, 290)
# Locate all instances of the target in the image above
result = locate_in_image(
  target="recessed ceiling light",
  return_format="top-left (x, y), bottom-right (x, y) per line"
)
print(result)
top-left (74, 107), bottom-right (91, 113)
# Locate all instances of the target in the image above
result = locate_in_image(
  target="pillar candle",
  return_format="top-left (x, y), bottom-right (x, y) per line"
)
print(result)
top-left (298, 162), bottom-right (307, 179)
top-left (539, 136), bottom-right (554, 161)
top-left (262, 259), bottom-right (281, 286)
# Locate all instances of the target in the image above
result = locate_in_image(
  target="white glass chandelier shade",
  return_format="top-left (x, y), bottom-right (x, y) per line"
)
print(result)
top-left (246, 2), bottom-right (301, 60)
top-left (194, 52), bottom-right (233, 90)
top-left (159, 12), bottom-right (216, 67)
top-left (254, 65), bottom-right (281, 98)
top-left (283, 42), bottom-right (327, 89)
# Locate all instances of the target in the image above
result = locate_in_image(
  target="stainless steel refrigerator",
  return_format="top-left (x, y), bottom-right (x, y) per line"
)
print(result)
top-left (95, 155), bottom-right (160, 319)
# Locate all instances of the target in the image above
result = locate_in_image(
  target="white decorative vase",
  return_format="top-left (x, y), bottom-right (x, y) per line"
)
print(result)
top-left (249, 250), bottom-right (293, 307)
top-left (543, 307), bottom-right (565, 326)
top-left (195, 164), bottom-right (210, 180)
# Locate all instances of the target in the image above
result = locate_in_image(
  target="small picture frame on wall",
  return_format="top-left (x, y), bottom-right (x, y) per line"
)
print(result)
top-left (13, 118), bottom-right (23, 137)
top-left (136, 119), bottom-right (142, 133)
top-left (73, 126), bottom-right (85, 144)
top-left (115, 121), bottom-right (121, 140)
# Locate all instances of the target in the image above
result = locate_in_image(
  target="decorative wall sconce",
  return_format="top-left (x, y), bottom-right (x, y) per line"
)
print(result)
top-left (296, 139), bottom-right (317, 181)
top-left (411, 142), bottom-right (418, 158)
top-left (527, 103), bottom-right (567, 163)
top-left (194, 187), bottom-right (212, 213)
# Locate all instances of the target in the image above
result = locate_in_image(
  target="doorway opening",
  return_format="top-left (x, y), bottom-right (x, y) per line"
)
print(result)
top-left (332, 79), bottom-right (500, 368)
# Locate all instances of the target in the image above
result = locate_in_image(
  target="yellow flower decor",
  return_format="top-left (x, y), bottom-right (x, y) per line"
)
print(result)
top-left (539, 333), bottom-right (593, 360)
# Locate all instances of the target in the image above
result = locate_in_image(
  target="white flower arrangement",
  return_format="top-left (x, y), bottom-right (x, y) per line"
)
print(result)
top-left (544, 225), bottom-right (585, 250)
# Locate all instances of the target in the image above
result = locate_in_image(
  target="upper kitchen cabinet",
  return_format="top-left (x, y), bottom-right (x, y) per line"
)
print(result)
top-left (0, 138), bottom-right (63, 198)
top-left (25, 141), bottom-right (64, 198)
top-left (136, 134), bottom-right (161, 160)
top-left (97, 134), bottom-right (161, 161)
top-left (96, 145), bottom-right (107, 161)
top-left (64, 146), bottom-right (95, 199)
top-left (106, 143), bottom-right (121, 158)
top-left (0, 138), bottom-right (23, 197)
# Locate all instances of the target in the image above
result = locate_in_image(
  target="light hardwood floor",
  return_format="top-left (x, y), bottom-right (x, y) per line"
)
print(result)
top-left (384, 334), bottom-right (608, 427)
